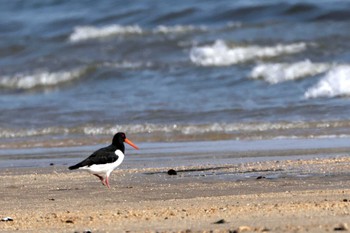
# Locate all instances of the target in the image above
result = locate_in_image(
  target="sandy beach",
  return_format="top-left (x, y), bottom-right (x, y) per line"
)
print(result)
top-left (1, 156), bottom-right (350, 233)
top-left (2, 0), bottom-right (350, 232)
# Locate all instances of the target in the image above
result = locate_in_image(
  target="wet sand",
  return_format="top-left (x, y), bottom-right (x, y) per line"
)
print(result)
top-left (1, 156), bottom-right (350, 233)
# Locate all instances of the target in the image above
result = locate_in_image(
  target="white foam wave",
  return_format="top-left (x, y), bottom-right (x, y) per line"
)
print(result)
top-left (304, 66), bottom-right (350, 99)
top-left (69, 24), bottom-right (206, 42)
top-left (0, 68), bottom-right (85, 89)
top-left (102, 61), bottom-right (153, 69)
top-left (69, 25), bottom-right (143, 42)
top-left (250, 60), bottom-right (331, 84)
top-left (0, 127), bottom-right (69, 138)
top-left (154, 25), bottom-right (206, 34)
top-left (2, 121), bottom-right (349, 139)
top-left (189, 40), bottom-right (307, 66)
top-left (80, 121), bottom-right (350, 140)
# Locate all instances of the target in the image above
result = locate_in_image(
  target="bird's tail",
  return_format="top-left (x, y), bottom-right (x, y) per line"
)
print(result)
top-left (68, 164), bottom-right (81, 170)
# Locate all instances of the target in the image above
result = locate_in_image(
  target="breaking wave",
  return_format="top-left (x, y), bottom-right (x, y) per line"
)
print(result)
top-left (250, 60), bottom-right (332, 84)
top-left (2, 121), bottom-right (350, 140)
top-left (102, 61), bottom-right (154, 69)
top-left (153, 25), bottom-right (207, 34)
top-left (69, 25), bottom-right (143, 42)
top-left (69, 24), bottom-right (207, 42)
top-left (304, 66), bottom-right (350, 99)
top-left (0, 68), bottom-right (87, 90)
top-left (189, 40), bottom-right (307, 66)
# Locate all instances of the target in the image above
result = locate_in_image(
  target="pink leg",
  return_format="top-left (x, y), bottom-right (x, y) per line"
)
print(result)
top-left (93, 174), bottom-right (106, 186)
top-left (105, 176), bottom-right (111, 189)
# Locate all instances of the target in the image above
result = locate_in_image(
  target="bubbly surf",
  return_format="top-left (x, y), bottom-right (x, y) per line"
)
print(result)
top-left (0, 68), bottom-right (87, 90)
top-left (250, 60), bottom-right (332, 84)
top-left (69, 25), bottom-right (143, 42)
top-left (304, 66), bottom-right (350, 99)
top-left (190, 40), bottom-right (307, 66)
top-left (2, 120), bottom-right (350, 145)
top-left (69, 24), bottom-right (207, 42)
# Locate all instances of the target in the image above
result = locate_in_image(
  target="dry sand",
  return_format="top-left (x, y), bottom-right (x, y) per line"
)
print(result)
top-left (1, 156), bottom-right (350, 233)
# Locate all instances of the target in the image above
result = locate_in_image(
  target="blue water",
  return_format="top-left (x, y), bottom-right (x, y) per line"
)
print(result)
top-left (1, 0), bottom-right (350, 151)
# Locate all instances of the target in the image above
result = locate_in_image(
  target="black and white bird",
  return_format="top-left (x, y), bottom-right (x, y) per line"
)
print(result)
top-left (69, 132), bottom-right (139, 188)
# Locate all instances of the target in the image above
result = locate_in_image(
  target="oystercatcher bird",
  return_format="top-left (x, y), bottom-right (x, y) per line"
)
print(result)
top-left (69, 132), bottom-right (139, 188)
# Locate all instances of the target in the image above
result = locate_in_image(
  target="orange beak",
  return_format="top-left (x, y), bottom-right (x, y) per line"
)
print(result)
top-left (124, 138), bottom-right (139, 150)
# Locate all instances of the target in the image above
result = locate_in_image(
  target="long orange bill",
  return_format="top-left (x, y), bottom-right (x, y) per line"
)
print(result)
top-left (124, 138), bottom-right (139, 150)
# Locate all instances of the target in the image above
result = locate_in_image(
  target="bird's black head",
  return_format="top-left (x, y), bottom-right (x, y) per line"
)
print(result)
top-left (112, 132), bottom-right (139, 152)
top-left (112, 132), bottom-right (126, 146)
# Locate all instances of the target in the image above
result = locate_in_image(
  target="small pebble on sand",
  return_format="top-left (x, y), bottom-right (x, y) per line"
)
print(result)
top-left (334, 223), bottom-right (348, 231)
top-left (213, 219), bottom-right (226, 224)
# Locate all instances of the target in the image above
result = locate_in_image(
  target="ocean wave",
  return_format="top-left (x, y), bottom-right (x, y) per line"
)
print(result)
top-left (314, 9), bottom-right (350, 21)
top-left (250, 60), bottom-right (331, 84)
top-left (69, 24), bottom-right (207, 42)
top-left (0, 68), bottom-right (86, 90)
top-left (0, 127), bottom-right (69, 138)
top-left (69, 24), bottom-right (143, 42)
top-left (153, 25), bottom-right (207, 34)
top-left (189, 40), bottom-right (307, 66)
top-left (304, 66), bottom-right (350, 99)
top-left (2, 121), bottom-right (350, 140)
top-left (102, 61), bottom-right (154, 69)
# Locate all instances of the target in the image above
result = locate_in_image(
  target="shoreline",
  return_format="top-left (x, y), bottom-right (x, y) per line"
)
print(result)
top-left (2, 137), bottom-right (350, 169)
top-left (1, 156), bottom-right (350, 232)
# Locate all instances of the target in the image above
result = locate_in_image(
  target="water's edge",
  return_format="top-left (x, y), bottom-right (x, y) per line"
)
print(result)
top-left (1, 137), bottom-right (349, 169)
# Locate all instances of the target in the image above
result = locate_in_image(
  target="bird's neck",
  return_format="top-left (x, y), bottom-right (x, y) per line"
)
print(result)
top-left (111, 143), bottom-right (124, 154)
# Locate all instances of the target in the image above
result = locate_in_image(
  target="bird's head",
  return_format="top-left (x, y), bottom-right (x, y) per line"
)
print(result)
top-left (112, 132), bottom-right (139, 150)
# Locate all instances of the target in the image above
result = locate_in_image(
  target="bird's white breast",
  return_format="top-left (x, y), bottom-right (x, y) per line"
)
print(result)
top-left (80, 149), bottom-right (125, 176)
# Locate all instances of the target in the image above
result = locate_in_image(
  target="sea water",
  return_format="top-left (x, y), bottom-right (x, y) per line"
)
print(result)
top-left (1, 0), bottom-right (350, 166)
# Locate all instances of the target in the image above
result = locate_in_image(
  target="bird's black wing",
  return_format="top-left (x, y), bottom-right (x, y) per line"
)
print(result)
top-left (69, 145), bottom-right (118, 169)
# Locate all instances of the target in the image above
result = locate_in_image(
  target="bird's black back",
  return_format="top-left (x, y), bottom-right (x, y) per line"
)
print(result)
top-left (69, 144), bottom-right (119, 170)
top-left (69, 132), bottom-right (127, 170)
